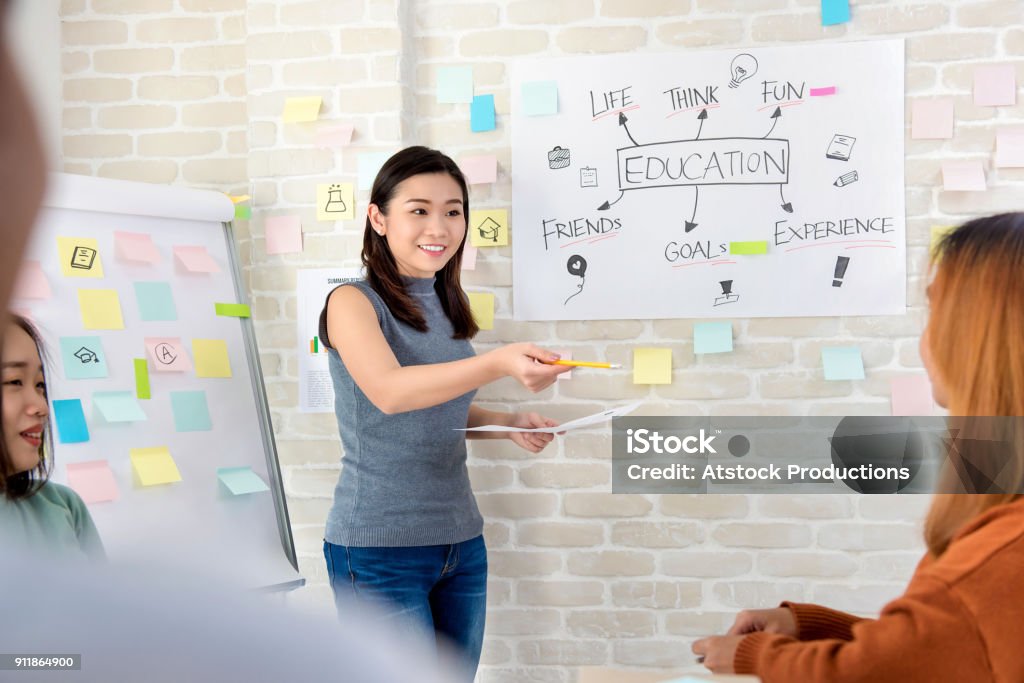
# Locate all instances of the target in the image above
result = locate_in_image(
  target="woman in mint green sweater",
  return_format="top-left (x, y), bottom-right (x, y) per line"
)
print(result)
top-left (0, 313), bottom-right (104, 560)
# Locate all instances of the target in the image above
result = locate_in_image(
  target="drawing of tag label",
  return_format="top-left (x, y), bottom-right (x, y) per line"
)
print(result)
top-left (548, 146), bottom-right (571, 169)
top-left (580, 166), bottom-right (598, 187)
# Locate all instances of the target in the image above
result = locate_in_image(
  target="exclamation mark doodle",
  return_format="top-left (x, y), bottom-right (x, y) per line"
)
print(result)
top-left (833, 256), bottom-right (850, 287)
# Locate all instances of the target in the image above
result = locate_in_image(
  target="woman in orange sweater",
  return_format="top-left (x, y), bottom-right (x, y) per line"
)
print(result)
top-left (693, 212), bottom-right (1024, 681)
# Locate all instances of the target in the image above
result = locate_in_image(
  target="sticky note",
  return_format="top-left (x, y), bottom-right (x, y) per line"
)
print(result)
top-left (809, 86), bottom-right (837, 97)
top-left (471, 94), bottom-right (496, 132)
top-left (215, 303), bottom-right (251, 318)
top-left (911, 99), bottom-right (954, 139)
top-left (461, 242), bottom-right (478, 270)
top-left (53, 399), bottom-right (90, 444)
top-left (730, 241), bottom-right (768, 255)
top-left (633, 348), bottom-right (672, 385)
top-left (193, 339), bottom-right (232, 378)
top-left (461, 155), bottom-right (498, 185)
top-left (891, 375), bottom-right (935, 416)
top-left (13, 261), bottom-right (51, 300)
top-left (144, 337), bottom-right (193, 373)
top-left (315, 123), bottom-right (354, 148)
top-left (995, 129), bottom-right (1024, 168)
top-left (134, 358), bottom-right (150, 400)
top-left (467, 292), bottom-right (494, 330)
top-left (134, 281), bottom-right (177, 322)
top-left (66, 460), bottom-right (119, 504)
top-left (694, 322), bottom-right (733, 354)
top-left (358, 152), bottom-right (391, 190)
top-left (942, 161), bottom-right (986, 191)
top-left (78, 289), bottom-right (124, 330)
top-left (521, 81), bottom-right (558, 116)
top-left (60, 336), bottom-right (108, 380)
top-left (229, 194), bottom-right (250, 204)
top-left (265, 215), bottom-right (303, 254)
top-left (282, 95), bottom-right (322, 123)
top-left (436, 66), bottom-right (473, 104)
top-left (316, 183), bottom-right (355, 221)
top-left (57, 236), bottom-right (104, 278)
top-left (930, 225), bottom-right (955, 259)
top-left (170, 390), bottom-right (212, 432)
top-left (173, 245), bottom-right (220, 273)
top-left (821, 0), bottom-right (850, 26)
top-left (821, 346), bottom-right (865, 381)
top-left (114, 231), bottom-right (159, 264)
top-left (973, 65), bottom-right (1016, 106)
top-left (93, 391), bottom-right (148, 423)
top-left (234, 204), bottom-right (252, 220)
top-left (130, 447), bottom-right (181, 487)
top-left (218, 466), bottom-right (270, 495)
top-left (470, 209), bottom-right (509, 247)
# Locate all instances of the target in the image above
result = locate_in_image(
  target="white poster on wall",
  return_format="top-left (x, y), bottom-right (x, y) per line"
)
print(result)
top-left (511, 39), bottom-right (905, 321)
top-left (296, 268), bottom-right (361, 413)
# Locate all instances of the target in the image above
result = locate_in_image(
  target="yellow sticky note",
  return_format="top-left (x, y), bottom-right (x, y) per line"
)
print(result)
top-left (192, 339), bottom-right (232, 378)
top-left (930, 225), bottom-right (955, 260)
top-left (467, 292), bottom-right (494, 330)
top-left (283, 96), bottom-right (322, 123)
top-left (130, 446), bottom-right (181, 486)
top-left (316, 182), bottom-right (355, 221)
top-left (77, 289), bottom-right (124, 330)
top-left (57, 236), bottom-right (104, 278)
top-left (470, 209), bottom-right (509, 247)
top-left (633, 348), bottom-right (672, 385)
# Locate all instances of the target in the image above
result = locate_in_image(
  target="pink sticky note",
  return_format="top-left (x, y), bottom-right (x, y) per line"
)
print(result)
top-left (554, 349), bottom-right (573, 380)
top-left (173, 245), bottom-right (220, 273)
top-left (911, 99), bottom-right (954, 139)
top-left (995, 128), bottom-right (1024, 168)
top-left (13, 260), bottom-right (51, 300)
top-left (265, 215), bottom-right (303, 255)
top-left (461, 242), bottom-right (478, 271)
top-left (114, 231), bottom-right (160, 264)
top-left (891, 376), bottom-right (935, 416)
top-left (460, 155), bottom-right (498, 185)
top-left (942, 161), bottom-right (986, 191)
top-left (66, 460), bottom-right (120, 504)
top-left (144, 337), bottom-right (193, 373)
top-left (973, 65), bottom-right (1016, 107)
top-left (315, 123), bottom-right (355, 149)
top-left (809, 86), bottom-right (837, 97)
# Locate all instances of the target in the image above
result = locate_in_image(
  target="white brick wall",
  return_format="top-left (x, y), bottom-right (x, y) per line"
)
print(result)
top-left (59, 0), bottom-right (1024, 679)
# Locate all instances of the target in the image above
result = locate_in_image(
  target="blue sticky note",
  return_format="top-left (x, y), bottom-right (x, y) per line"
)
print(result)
top-left (436, 66), bottom-right (473, 104)
top-left (170, 390), bottom-right (212, 432)
top-left (53, 399), bottom-right (90, 444)
top-left (358, 152), bottom-right (391, 190)
top-left (521, 81), bottom-right (558, 116)
top-left (694, 322), bottom-right (733, 354)
top-left (93, 391), bottom-right (148, 422)
top-left (821, 0), bottom-right (850, 25)
top-left (822, 346), bottom-right (865, 381)
top-left (471, 94), bottom-right (496, 133)
top-left (217, 466), bottom-right (270, 495)
top-left (59, 336), bottom-right (108, 380)
top-left (134, 281), bottom-right (177, 322)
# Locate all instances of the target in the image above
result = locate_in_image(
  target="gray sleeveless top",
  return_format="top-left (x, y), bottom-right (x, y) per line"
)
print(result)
top-left (323, 276), bottom-right (483, 547)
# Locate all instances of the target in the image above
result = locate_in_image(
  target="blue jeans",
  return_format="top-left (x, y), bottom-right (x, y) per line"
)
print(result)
top-left (324, 535), bottom-right (487, 681)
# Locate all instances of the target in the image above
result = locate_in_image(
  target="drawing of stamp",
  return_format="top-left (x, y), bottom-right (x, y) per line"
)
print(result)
top-left (547, 146), bottom-right (571, 169)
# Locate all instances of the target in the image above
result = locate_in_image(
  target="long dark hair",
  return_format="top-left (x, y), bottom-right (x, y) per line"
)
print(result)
top-left (1, 313), bottom-right (53, 500)
top-left (321, 146), bottom-right (478, 346)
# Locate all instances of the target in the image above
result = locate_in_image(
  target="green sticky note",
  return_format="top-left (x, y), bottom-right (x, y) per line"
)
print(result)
top-left (693, 322), bottom-right (733, 354)
top-left (217, 466), bottom-right (270, 495)
top-left (235, 204), bottom-right (252, 220)
top-left (215, 302), bottom-right (251, 318)
top-left (93, 391), bottom-right (148, 422)
top-left (822, 346), bottom-right (865, 381)
top-left (59, 336), bottom-right (108, 380)
top-left (134, 281), bottom-right (177, 322)
top-left (729, 241), bottom-right (769, 255)
top-left (521, 81), bottom-right (558, 116)
top-left (170, 390), bottom-right (212, 432)
top-left (436, 66), bottom-right (473, 104)
top-left (134, 359), bottom-right (150, 400)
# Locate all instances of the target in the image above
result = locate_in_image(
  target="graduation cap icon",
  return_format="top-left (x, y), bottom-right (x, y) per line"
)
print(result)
top-left (476, 217), bottom-right (501, 243)
top-left (74, 347), bottom-right (100, 364)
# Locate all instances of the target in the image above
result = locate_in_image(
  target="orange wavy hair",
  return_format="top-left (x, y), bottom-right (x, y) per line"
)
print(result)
top-left (923, 213), bottom-right (1024, 556)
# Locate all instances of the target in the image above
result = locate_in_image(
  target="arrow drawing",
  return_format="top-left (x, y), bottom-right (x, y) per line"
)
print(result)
top-left (597, 190), bottom-right (624, 211)
top-left (779, 184), bottom-right (793, 213)
top-left (695, 108), bottom-right (708, 140)
top-left (763, 106), bottom-right (781, 138)
top-left (685, 187), bottom-right (700, 233)
top-left (619, 112), bottom-right (639, 147)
